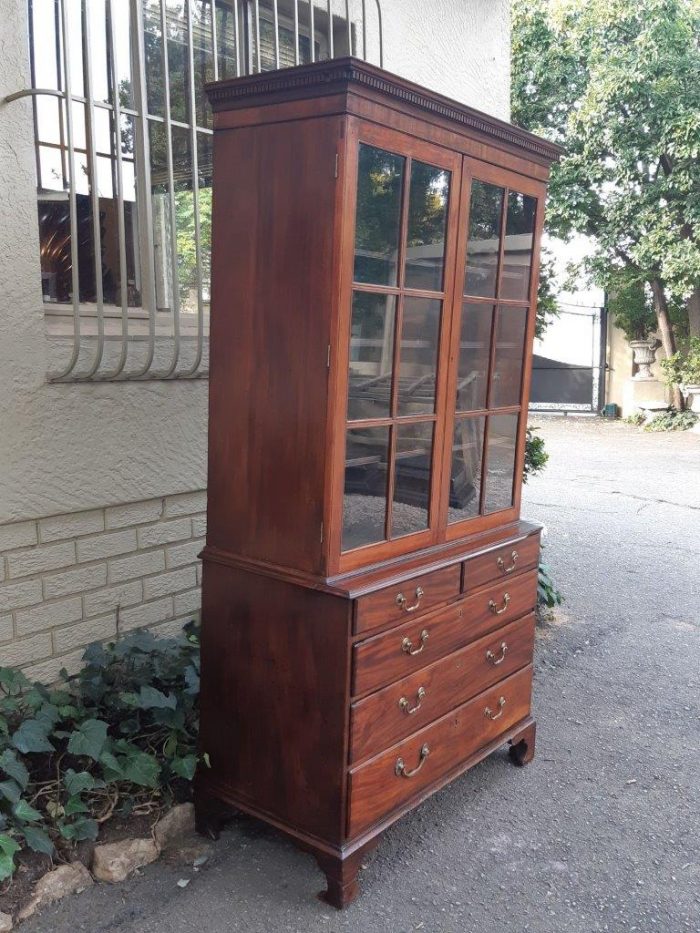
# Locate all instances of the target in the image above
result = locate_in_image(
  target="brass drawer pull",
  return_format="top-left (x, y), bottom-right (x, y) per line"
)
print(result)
top-left (484, 697), bottom-right (506, 720)
top-left (398, 686), bottom-right (426, 715)
top-left (395, 743), bottom-right (430, 778)
top-left (488, 593), bottom-right (511, 616)
top-left (402, 629), bottom-right (429, 656)
top-left (497, 550), bottom-right (519, 574)
top-left (486, 642), bottom-right (508, 666)
top-left (396, 586), bottom-right (424, 613)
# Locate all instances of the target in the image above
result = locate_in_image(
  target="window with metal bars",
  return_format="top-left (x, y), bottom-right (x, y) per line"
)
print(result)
top-left (12, 0), bottom-right (382, 380)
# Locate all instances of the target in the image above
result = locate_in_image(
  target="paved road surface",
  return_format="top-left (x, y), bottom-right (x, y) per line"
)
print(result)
top-left (23, 417), bottom-right (700, 932)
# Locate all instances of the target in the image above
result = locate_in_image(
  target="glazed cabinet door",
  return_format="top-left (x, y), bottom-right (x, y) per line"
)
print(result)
top-left (333, 123), bottom-right (463, 571)
top-left (441, 162), bottom-right (546, 537)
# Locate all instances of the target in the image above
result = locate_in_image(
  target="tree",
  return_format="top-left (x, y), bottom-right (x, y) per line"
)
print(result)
top-left (512, 0), bottom-right (700, 406)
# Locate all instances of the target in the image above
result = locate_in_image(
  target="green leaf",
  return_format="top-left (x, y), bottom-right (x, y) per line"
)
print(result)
top-left (121, 751), bottom-right (160, 788)
top-left (67, 719), bottom-right (108, 761)
top-left (46, 801), bottom-right (65, 820)
top-left (0, 780), bottom-right (22, 805)
top-left (0, 833), bottom-right (20, 858)
top-left (64, 769), bottom-right (96, 797)
top-left (22, 825), bottom-right (54, 856)
top-left (0, 668), bottom-right (31, 696)
top-left (138, 686), bottom-right (177, 710)
top-left (11, 718), bottom-right (55, 754)
top-left (0, 749), bottom-right (29, 789)
top-left (171, 755), bottom-right (197, 781)
top-left (99, 751), bottom-right (123, 781)
top-left (13, 799), bottom-right (42, 823)
top-left (64, 795), bottom-right (89, 816)
top-left (59, 817), bottom-right (98, 842)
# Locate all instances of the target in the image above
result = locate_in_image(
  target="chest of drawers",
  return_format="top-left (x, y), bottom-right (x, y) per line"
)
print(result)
top-left (197, 59), bottom-right (557, 908)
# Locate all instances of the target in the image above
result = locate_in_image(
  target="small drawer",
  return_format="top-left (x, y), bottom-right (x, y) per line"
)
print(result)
top-left (350, 614), bottom-right (535, 763)
top-left (463, 534), bottom-right (540, 594)
top-left (348, 666), bottom-right (533, 837)
top-left (354, 564), bottom-right (461, 636)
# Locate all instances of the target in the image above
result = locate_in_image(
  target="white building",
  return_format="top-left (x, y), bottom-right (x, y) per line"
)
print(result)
top-left (0, 0), bottom-right (511, 678)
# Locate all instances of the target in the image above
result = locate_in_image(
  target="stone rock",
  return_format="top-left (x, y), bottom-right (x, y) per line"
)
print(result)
top-left (0, 911), bottom-right (12, 932)
top-left (154, 803), bottom-right (195, 850)
top-left (91, 837), bottom-right (160, 883)
top-left (18, 862), bottom-right (93, 921)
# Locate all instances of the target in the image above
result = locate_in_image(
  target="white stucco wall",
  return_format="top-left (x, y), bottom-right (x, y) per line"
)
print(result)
top-left (0, 0), bottom-right (510, 526)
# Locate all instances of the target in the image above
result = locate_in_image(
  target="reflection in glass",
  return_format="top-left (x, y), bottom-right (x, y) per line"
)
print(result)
top-left (342, 426), bottom-right (390, 551)
top-left (501, 191), bottom-right (537, 300)
top-left (457, 302), bottom-right (493, 412)
top-left (347, 292), bottom-right (396, 421)
top-left (448, 416), bottom-right (485, 523)
top-left (397, 297), bottom-right (441, 416)
top-left (391, 423), bottom-right (434, 537)
top-left (484, 414), bottom-right (519, 513)
top-left (405, 162), bottom-right (450, 291)
top-left (491, 307), bottom-right (527, 408)
top-left (464, 181), bottom-right (504, 298)
top-left (353, 144), bottom-right (405, 286)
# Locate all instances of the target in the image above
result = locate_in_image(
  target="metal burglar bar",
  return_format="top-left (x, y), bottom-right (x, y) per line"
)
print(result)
top-left (3, 0), bottom-right (384, 382)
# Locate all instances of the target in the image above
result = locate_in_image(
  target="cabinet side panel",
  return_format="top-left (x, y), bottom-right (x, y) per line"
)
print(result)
top-left (207, 116), bottom-right (342, 573)
top-left (198, 562), bottom-right (350, 845)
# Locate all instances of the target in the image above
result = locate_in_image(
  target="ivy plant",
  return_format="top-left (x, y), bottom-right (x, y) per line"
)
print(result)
top-left (0, 623), bottom-right (200, 881)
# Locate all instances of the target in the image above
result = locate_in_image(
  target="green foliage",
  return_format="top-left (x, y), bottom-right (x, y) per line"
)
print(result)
top-left (538, 561), bottom-right (565, 610)
top-left (624, 411), bottom-right (647, 426)
top-left (643, 408), bottom-right (699, 431)
top-left (512, 0), bottom-right (700, 331)
top-left (523, 427), bottom-right (549, 483)
top-left (535, 247), bottom-right (561, 340)
top-left (660, 336), bottom-right (700, 385)
top-left (0, 623), bottom-right (200, 880)
top-left (608, 271), bottom-right (657, 341)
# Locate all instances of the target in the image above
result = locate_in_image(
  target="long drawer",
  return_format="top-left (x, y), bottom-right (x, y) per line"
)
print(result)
top-left (352, 569), bottom-right (538, 697)
top-left (463, 533), bottom-right (539, 594)
top-left (348, 666), bottom-right (533, 837)
top-left (350, 613), bottom-right (535, 762)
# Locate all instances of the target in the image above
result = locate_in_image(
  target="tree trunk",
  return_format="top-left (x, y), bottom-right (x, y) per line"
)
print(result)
top-left (650, 278), bottom-right (682, 409)
top-left (687, 285), bottom-right (700, 339)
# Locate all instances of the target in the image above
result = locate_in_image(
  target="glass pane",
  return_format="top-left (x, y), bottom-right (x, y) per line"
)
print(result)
top-left (491, 306), bottom-right (528, 408)
top-left (404, 161), bottom-right (450, 291)
top-left (484, 414), bottom-right (519, 513)
top-left (501, 191), bottom-right (537, 300)
top-left (391, 423), bottom-right (434, 538)
top-left (347, 292), bottom-right (396, 421)
top-left (464, 180), bottom-right (504, 298)
top-left (353, 144), bottom-right (405, 286)
top-left (342, 426), bottom-right (390, 551)
top-left (457, 302), bottom-right (493, 412)
top-left (397, 297), bottom-right (441, 416)
top-left (448, 416), bottom-right (485, 523)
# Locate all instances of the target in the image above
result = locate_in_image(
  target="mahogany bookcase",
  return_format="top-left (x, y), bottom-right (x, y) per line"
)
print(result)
top-left (197, 58), bottom-right (560, 908)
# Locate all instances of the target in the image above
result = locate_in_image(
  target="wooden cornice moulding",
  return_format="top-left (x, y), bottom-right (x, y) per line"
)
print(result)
top-left (205, 57), bottom-right (563, 164)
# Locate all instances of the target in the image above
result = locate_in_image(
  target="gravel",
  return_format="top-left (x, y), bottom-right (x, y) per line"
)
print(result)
top-left (22, 416), bottom-right (700, 933)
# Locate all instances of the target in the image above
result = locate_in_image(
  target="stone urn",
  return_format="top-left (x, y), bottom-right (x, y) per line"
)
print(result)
top-left (682, 385), bottom-right (700, 414)
top-left (629, 339), bottom-right (659, 380)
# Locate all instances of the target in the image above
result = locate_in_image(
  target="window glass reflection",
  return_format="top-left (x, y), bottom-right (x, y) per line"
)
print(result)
top-left (448, 416), bottom-right (485, 523)
top-left (501, 191), bottom-right (537, 300)
top-left (397, 297), bottom-right (441, 416)
top-left (391, 422), bottom-right (434, 538)
top-left (342, 426), bottom-right (390, 551)
top-left (353, 144), bottom-right (405, 286)
top-left (405, 162), bottom-right (450, 291)
top-left (491, 306), bottom-right (527, 408)
top-left (457, 302), bottom-right (493, 412)
top-left (347, 292), bottom-right (396, 421)
top-left (464, 180), bottom-right (503, 298)
top-left (484, 414), bottom-right (519, 513)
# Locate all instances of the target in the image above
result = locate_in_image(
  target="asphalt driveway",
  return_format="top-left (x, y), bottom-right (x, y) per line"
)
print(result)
top-left (22, 417), bottom-right (700, 932)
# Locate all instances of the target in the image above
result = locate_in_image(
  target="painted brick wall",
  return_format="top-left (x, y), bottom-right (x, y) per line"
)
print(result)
top-left (0, 492), bottom-right (205, 681)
